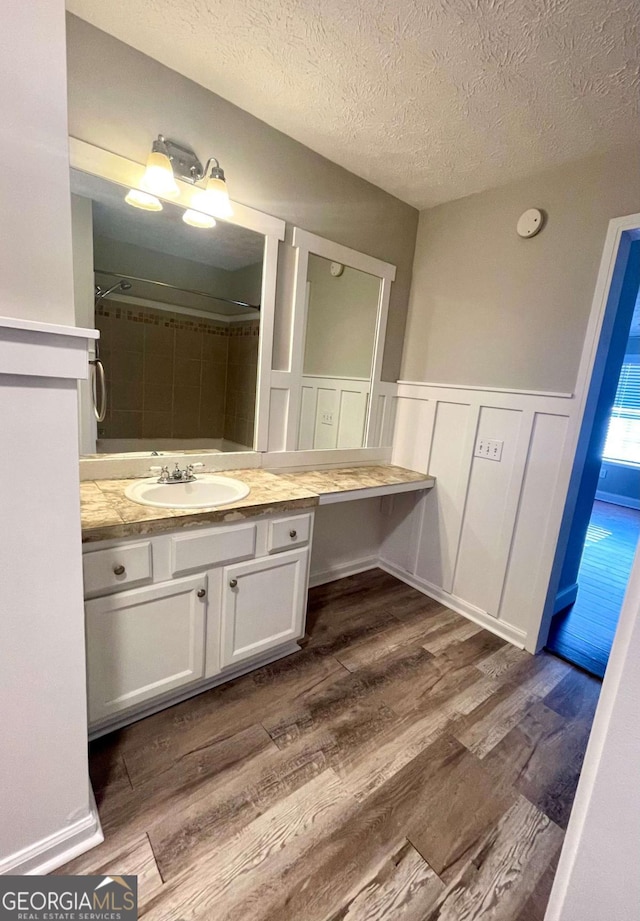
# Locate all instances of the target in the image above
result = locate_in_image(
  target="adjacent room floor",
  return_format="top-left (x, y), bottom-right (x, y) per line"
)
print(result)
top-left (59, 569), bottom-right (600, 921)
top-left (547, 500), bottom-right (640, 677)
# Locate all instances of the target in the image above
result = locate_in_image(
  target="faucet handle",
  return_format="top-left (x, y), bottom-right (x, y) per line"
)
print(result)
top-left (150, 465), bottom-right (170, 482)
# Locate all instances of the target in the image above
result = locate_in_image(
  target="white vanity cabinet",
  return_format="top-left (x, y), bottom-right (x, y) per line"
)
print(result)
top-left (85, 575), bottom-right (207, 723)
top-left (220, 548), bottom-right (308, 667)
top-left (82, 509), bottom-right (314, 733)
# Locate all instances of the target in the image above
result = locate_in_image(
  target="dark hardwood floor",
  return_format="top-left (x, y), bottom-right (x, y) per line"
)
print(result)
top-left (58, 569), bottom-right (601, 920)
top-left (547, 500), bottom-right (640, 676)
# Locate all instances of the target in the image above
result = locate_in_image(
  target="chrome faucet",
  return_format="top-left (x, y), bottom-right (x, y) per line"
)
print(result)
top-left (150, 462), bottom-right (204, 484)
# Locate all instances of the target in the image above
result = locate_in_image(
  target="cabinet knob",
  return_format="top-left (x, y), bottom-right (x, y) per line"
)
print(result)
top-left (229, 579), bottom-right (238, 588)
top-left (289, 529), bottom-right (297, 539)
top-left (197, 588), bottom-right (206, 598)
top-left (113, 564), bottom-right (126, 576)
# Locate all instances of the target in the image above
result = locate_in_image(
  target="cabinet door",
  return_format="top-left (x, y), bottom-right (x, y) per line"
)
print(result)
top-left (86, 574), bottom-right (207, 724)
top-left (220, 548), bottom-right (308, 668)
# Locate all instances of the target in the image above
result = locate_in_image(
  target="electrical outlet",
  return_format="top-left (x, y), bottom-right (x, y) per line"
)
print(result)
top-left (320, 411), bottom-right (334, 425)
top-left (599, 468), bottom-right (608, 479)
top-left (474, 438), bottom-right (504, 461)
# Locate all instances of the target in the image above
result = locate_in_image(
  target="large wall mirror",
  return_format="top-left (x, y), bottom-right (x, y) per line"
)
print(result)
top-left (70, 139), bottom-right (284, 458)
top-left (274, 228), bottom-right (396, 452)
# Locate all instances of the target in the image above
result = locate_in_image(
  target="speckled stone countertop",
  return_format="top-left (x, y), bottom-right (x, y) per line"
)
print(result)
top-left (81, 465), bottom-right (433, 543)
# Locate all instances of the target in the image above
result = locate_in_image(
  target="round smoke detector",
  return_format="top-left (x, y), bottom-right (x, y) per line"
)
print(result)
top-left (517, 209), bottom-right (544, 238)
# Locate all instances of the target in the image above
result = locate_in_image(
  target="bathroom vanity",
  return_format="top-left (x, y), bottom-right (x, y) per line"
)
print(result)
top-left (80, 465), bottom-right (433, 736)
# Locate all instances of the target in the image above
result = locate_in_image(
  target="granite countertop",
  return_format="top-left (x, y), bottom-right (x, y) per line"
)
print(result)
top-left (81, 465), bottom-right (433, 543)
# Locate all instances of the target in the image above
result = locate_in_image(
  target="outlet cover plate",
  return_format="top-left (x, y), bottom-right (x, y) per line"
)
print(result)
top-left (474, 438), bottom-right (504, 461)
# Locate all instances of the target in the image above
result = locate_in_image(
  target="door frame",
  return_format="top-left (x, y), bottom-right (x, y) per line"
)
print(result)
top-left (533, 212), bottom-right (640, 652)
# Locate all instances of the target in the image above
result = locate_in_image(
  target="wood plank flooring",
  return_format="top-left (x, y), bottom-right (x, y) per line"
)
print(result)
top-left (547, 499), bottom-right (640, 676)
top-left (57, 569), bottom-right (601, 920)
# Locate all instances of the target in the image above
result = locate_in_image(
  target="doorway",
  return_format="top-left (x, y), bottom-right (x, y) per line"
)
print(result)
top-left (546, 235), bottom-right (640, 677)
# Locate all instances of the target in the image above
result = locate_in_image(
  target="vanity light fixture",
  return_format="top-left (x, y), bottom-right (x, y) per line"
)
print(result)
top-left (182, 209), bottom-right (217, 229)
top-left (125, 134), bottom-right (233, 223)
top-left (124, 189), bottom-right (163, 211)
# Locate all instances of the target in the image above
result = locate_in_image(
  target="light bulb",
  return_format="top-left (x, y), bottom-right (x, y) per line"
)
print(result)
top-left (190, 173), bottom-right (233, 218)
top-left (139, 138), bottom-right (179, 198)
top-left (125, 189), bottom-right (163, 211)
top-left (182, 209), bottom-right (217, 229)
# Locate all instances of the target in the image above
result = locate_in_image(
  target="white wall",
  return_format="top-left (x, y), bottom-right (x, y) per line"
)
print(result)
top-left (402, 146), bottom-right (640, 393)
top-left (545, 543), bottom-right (640, 921)
top-left (310, 499), bottom-right (384, 587)
top-left (0, 1), bottom-right (76, 325)
top-left (0, 0), bottom-right (100, 874)
top-left (299, 376), bottom-right (370, 451)
top-left (304, 256), bottom-right (380, 379)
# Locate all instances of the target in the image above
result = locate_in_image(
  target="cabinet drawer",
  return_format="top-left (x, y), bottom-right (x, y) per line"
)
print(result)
top-left (267, 513), bottom-right (312, 554)
top-left (169, 522), bottom-right (256, 576)
top-left (83, 542), bottom-right (152, 598)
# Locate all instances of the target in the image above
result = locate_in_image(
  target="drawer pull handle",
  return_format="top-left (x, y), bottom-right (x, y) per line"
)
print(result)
top-left (229, 578), bottom-right (238, 588)
top-left (113, 564), bottom-right (126, 576)
top-left (197, 588), bottom-right (206, 598)
top-left (289, 529), bottom-right (297, 539)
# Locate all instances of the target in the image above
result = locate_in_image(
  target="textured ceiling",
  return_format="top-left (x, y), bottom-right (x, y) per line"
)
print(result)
top-left (66, 0), bottom-right (640, 208)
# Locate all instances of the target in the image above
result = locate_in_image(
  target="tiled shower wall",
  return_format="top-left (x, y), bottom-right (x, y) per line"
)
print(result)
top-left (95, 301), bottom-right (259, 445)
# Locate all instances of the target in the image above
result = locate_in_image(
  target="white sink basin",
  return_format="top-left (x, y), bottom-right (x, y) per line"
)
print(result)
top-left (125, 474), bottom-right (250, 509)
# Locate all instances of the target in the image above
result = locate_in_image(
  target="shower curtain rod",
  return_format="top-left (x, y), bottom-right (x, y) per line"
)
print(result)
top-left (94, 269), bottom-right (261, 311)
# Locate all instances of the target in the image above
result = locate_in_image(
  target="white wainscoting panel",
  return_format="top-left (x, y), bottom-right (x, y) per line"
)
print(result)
top-left (452, 406), bottom-right (524, 615)
top-left (299, 376), bottom-right (370, 450)
top-left (414, 400), bottom-right (476, 593)
top-left (498, 412), bottom-right (571, 635)
top-left (383, 381), bottom-right (575, 650)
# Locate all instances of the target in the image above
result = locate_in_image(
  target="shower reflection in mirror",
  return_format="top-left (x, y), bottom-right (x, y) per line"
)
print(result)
top-left (72, 170), bottom-right (264, 456)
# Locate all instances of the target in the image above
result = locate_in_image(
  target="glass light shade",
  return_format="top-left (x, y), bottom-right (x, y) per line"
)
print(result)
top-left (125, 188), bottom-right (163, 211)
top-left (182, 209), bottom-right (217, 229)
top-left (140, 150), bottom-right (180, 198)
top-left (190, 176), bottom-right (233, 218)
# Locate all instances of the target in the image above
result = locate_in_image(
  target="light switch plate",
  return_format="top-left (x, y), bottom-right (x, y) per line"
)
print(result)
top-left (474, 438), bottom-right (504, 461)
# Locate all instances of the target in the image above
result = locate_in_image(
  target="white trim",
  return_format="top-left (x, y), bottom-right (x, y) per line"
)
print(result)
top-left (0, 315), bottom-right (98, 340)
top-left (254, 233), bottom-right (279, 451)
top-left (397, 379), bottom-right (573, 399)
top-left (302, 374), bottom-right (369, 382)
top-left (309, 556), bottom-right (379, 587)
top-left (595, 490), bottom-right (640, 510)
top-left (396, 381), bottom-right (575, 416)
top-left (291, 228), bottom-right (396, 281)
top-left (378, 558), bottom-right (527, 649)
top-left (531, 212), bottom-right (640, 650)
top-left (0, 790), bottom-right (103, 876)
top-left (317, 478), bottom-right (434, 505)
top-left (282, 227), bottom-right (397, 452)
top-left (0, 325), bottom-right (94, 381)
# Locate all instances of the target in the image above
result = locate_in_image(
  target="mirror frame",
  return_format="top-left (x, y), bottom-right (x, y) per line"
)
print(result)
top-left (69, 137), bottom-right (285, 455)
top-left (278, 227), bottom-right (396, 451)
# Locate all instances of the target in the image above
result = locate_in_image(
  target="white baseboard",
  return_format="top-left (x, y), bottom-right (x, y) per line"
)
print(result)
top-left (309, 556), bottom-right (379, 588)
top-left (595, 490), bottom-right (640, 510)
top-left (0, 788), bottom-right (103, 876)
top-left (554, 581), bottom-right (579, 614)
top-left (378, 558), bottom-right (527, 649)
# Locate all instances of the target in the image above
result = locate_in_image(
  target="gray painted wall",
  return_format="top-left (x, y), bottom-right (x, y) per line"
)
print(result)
top-left (66, 14), bottom-right (419, 381)
top-left (402, 146), bottom-right (640, 393)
